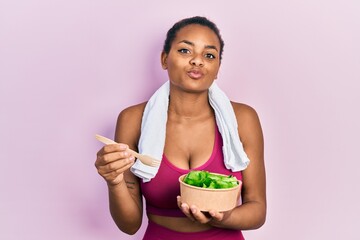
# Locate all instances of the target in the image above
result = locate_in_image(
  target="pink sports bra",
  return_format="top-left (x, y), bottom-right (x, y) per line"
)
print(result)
top-left (140, 127), bottom-right (243, 217)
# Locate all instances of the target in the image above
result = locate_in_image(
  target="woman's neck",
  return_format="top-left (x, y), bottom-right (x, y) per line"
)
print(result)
top-left (168, 89), bottom-right (213, 122)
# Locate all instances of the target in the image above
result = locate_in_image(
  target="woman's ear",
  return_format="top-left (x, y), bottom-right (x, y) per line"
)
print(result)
top-left (161, 51), bottom-right (168, 70)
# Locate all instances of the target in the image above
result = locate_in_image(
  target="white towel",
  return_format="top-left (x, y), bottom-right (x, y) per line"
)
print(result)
top-left (130, 81), bottom-right (250, 182)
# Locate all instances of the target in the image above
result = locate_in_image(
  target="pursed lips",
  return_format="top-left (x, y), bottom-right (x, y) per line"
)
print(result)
top-left (187, 69), bottom-right (204, 79)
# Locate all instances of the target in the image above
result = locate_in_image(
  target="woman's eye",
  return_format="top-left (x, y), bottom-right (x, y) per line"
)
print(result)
top-left (178, 49), bottom-right (190, 54)
top-left (205, 53), bottom-right (216, 59)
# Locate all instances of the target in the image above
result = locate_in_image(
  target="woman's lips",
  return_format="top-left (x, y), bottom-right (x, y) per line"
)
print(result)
top-left (187, 69), bottom-right (204, 79)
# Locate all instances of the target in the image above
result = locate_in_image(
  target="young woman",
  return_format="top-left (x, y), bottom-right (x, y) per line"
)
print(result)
top-left (95, 16), bottom-right (266, 240)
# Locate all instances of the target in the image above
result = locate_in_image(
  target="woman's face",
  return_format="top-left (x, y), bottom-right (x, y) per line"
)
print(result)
top-left (161, 24), bottom-right (221, 93)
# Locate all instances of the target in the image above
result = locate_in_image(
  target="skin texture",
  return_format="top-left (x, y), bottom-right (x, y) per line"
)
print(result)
top-left (95, 23), bottom-right (266, 234)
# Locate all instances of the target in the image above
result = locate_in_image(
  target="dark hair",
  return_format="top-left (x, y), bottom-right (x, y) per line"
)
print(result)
top-left (163, 16), bottom-right (225, 61)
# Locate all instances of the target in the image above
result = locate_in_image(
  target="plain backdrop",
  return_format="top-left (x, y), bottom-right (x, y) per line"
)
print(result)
top-left (1, 0), bottom-right (359, 239)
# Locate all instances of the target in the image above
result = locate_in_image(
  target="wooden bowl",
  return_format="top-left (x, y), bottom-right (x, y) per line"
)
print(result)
top-left (179, 173), bottom-right (241, 212)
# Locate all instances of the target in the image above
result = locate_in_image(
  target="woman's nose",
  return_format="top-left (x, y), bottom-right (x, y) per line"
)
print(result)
top-left (190, 54), bottom-right (204, 67)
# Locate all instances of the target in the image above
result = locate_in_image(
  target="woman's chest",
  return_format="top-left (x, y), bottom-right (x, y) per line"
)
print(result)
top-left (164, 121), bottom-right (216, 169)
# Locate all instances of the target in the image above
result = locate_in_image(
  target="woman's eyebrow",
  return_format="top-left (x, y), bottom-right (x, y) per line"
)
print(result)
top-left (178, 40), bottom-right (194, 46)
top-left (205, 45), bottom-right (218, 52)
top-left (178, 40), bottom-right (218, 52)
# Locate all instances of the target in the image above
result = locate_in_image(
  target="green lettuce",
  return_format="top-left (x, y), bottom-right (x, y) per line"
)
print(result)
top-left (183, 170), bottom-right (239, 189)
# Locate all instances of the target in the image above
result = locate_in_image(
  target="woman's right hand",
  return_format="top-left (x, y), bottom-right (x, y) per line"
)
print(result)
top-left (95, 144), bottom-right (135, 186)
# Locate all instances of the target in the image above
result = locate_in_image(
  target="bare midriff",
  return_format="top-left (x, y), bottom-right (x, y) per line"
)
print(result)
top-left (148, 214), bottom-right (213, 232)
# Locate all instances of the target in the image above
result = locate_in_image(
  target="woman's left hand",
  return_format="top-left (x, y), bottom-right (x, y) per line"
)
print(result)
top-left (177, 196), bottom-right (226, 224)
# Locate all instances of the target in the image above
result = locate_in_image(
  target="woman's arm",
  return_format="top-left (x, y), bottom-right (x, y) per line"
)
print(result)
top-left (95, 103), bottom-right (146, 234)
top-left (210, 102), bottom-right (266, 229)
top-left (178, 102), bottom-right (266, 230)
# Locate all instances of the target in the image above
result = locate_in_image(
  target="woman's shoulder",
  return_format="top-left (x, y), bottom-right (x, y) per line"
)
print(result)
top-left (115, 102), bottom-right (148, 146)
top-left (230, 101), bottom-right (259, 121)
top-left (230, 101), bottom-right (263, 143)
top-left (119, 101), bottom-right (148, 120)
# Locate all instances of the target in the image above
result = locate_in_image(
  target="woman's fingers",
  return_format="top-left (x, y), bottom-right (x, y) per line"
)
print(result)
top-left (102, 160), bottom-right (134, 185)
top-left (177, 196), bottom-right (212, 223)
top-left (96, 145), bottom-right (130, 165)
top-left (208, 210), bottom-right (224, 222)
top-left (98, 157), bottom-right (135, 175)
top-left (97, 153), bottom-right (134, 174)
top-left (177, 196), bottom-right (195, 221)
top-left (95, 143), bottom-right (135, 185)
top-left (188, 206), bottom-right (212, 224)
top-left (176, 196), bottom-right (225, 224)
top-left (96, 144), bottom-right (128, 160)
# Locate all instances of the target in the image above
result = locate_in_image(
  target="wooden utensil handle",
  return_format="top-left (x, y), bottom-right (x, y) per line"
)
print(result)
top-left (127, 148), bottom-right (140, 158)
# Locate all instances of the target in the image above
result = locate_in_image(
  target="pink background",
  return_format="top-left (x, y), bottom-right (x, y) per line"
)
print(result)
top-left (1, 0), bottom-right (359, 239)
